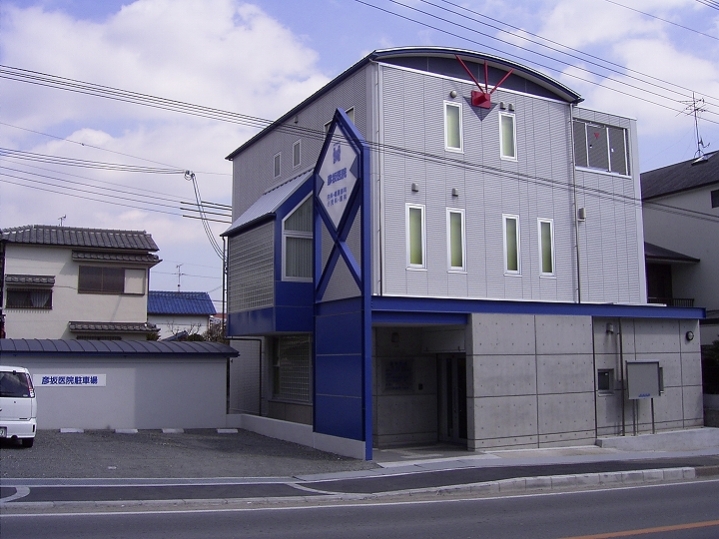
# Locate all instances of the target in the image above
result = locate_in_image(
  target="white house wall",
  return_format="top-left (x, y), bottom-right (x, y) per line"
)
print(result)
top-left (572, 109), bottom-right (646, 304)
top-left (11, 356), bottom-right (228, 430)
top-left (379, 64), bottom-right (578, 301)
top-left (4, 244), bottom-right (148, 339)
top-left (643, 187), bottom-right (719, 343)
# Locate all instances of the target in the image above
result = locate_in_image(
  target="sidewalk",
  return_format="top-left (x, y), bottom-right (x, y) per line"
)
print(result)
top-left (1, 428), bottom-right (718, 510)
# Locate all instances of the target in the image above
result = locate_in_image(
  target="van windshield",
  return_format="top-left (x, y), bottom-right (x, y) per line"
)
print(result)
top-left (0, 371), bottom-right (35, 398)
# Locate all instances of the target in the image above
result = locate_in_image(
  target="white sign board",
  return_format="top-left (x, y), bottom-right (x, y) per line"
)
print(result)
top-left (36, 374), bottom-right (107, 387)
top-left (317, 129), bottom-right (358, 230)
top-left (626, 362), bottom-right (661, 400)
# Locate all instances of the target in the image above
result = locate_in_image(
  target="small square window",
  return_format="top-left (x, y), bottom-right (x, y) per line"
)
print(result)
top-left (597, 369), bottom-right (614, 392)
top-left (273, 153), bottom-right (281, 179)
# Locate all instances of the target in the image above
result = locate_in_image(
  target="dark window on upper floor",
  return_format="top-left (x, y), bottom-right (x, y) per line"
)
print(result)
top-left (6, 288), bottom-right (52, 309)
top-left (573, 120), bottom-right (629, 176)
top-left (78, 266), bottom-right (125, 294)
top-left (712, 189), bottom-right (719, 208)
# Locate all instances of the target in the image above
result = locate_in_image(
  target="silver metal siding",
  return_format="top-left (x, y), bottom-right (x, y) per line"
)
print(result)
top-left (228, 223), bottom-right (274, 312)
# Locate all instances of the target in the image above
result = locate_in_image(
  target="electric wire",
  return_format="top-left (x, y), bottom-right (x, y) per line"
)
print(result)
top-left (354, 0), bottom-right (719, 117)
top-left (604, 0), bottom-right (719, 41)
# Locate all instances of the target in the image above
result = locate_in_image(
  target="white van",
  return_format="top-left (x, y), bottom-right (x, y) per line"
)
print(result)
top-left (0, 365), bottom-right (37, 447)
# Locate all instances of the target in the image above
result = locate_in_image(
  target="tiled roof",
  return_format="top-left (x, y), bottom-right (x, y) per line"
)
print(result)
top-left (148, 291), bottom-right (217, 316)
top-left (72, 251), bottom-right (160, 265)
top-left (68, 321), bottom-right (159, 334)
top-left (1, 225), bottom-right (159, 251)
top-left (0, 339), bottom-right (238, 357)
top-left (5, 274), bottom-right (56, 286)
top-left (641, 151), bottom-right (719, 200)
top-left (644, 242), bottom-right (699, 264)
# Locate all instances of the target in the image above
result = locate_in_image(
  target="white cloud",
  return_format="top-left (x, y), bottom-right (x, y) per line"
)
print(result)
top-left (0, 0), bottom-right (330, 297)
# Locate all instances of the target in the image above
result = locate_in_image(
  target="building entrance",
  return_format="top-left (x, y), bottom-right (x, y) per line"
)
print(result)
top-left (437, 354), bottom-right (467, 444)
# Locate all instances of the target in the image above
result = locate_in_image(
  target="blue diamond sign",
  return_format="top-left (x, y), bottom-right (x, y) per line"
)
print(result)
top-left (317, 127), bottom-right (359, 231)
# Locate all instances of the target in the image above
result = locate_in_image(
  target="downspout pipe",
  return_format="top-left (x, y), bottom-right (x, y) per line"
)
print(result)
top-left (569, 104), bottom-right (582, 304)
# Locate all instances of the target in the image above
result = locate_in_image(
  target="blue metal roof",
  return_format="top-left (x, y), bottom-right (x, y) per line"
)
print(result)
top-left (147, 291), bottom-right (217, 316)
top-left (0, 339), bottom-right (237, 357)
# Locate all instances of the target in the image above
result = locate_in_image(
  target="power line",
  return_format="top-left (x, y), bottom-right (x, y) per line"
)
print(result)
top-left (604, 0), bottom-right (719, 41)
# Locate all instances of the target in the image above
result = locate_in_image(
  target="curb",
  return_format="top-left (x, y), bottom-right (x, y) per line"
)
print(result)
top-left (2, 465), bottom-right (716, 512)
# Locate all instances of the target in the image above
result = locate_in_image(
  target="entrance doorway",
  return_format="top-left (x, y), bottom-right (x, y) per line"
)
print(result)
top-left (437, 354), bottom-right (467, 444)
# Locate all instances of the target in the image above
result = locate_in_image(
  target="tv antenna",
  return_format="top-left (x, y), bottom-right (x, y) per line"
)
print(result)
top-left (681, 93), bottom-right (710, 163)
top-left (58, 215), bottom-right (66, 227)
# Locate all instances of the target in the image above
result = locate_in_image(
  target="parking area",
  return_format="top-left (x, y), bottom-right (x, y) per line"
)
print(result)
top-left (0, 429), bottom-right (379, 479)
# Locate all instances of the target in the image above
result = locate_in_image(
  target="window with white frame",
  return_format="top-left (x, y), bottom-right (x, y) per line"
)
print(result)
top-left (538, 218), bottom-right (555, 276)
top-left (292, 141), bottom-right (301, 169)
top-left (283, 196), bottom-right (313, 281)
top-left (273, 152), bottom-right (281, 178)
top-left (447, 209), bottom-right (465, 271)
top-left (499, 112), bottom-right (516, 160)
top-left (503, 214), bottom-right (520, 274)
top-left (407, 204), bottom-right (426, 268)
top-left (573, 120), bottom-right (629, 175)
top-left (444, 101), bottom-right (463, 152)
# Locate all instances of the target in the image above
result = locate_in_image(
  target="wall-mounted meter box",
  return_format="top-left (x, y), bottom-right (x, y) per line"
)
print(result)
top-left (626, 361), bottom-right (661, 400)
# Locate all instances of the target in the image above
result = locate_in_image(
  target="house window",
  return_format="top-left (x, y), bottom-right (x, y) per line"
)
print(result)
top-left (500, 112), bottom-right (516, 160)
top-left (538, 219), bottom-right (555, 275)
top-left (273, 152), bottom-right (281, 179)
top-left (597, 369), bottom-right (614, 392)
top-left (444, 101), bottom-right (463, 152)
top-left (407, 204), bottom-right (426, 268)
top-left (283, 196), bottom-right (313, 281)
top-left (6, 289), bottom-right (52, 309)
top-left (447, 209), bottom-right (465, 271)
top-left (503, 215), bottom-right (520, 274)
top-left (292, 140), bottom-right (301, 169)
top-left (78, 266), bottom-right (125, 294)
top-left (573, 120), bottom-right (629, 175)
top-left (272, 335), bottom-right (311, 402)
top-left (325, 107), bottom-right (355, 133)
top-left (711, 189), bottom-right (719, 208)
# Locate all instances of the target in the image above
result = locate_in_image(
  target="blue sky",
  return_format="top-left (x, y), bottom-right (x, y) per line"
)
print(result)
top-left (1, 0), bottom-right (718, 310)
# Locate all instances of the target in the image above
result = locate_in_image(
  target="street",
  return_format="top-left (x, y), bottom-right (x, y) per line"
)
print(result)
top-left (2, 479), bottom-right (718, 539)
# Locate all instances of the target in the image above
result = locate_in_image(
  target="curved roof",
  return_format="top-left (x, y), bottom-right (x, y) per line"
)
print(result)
top-left (227, 46), bottom-right (581, 160)
top-left (371, 47), bottom-right (581, 103)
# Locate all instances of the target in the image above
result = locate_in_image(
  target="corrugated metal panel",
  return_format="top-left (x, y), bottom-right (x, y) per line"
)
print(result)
top-left (228, 223), bottom-right (274, 312)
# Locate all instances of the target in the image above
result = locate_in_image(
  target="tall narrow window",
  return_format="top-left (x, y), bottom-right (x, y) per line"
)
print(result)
top-left (444, 102), bottom-right (462, 152)
top-left (500, 113), bottom-right (516, 160)
top-left (711, 189), bottom-right (719, 209)
top-left (407, 204), bottom-right (425, 268)
top-left (538, 219), bottom-right (555, 275)
top-left (292, 141), bottom-right (301, 169)
top-left (503, 215), bottom-right (520, 274)
top-left (283, 197), bottom-right (313, 280)
top-left (273, 152), bottom-right (281, 178)
top-left (447, 209), bottom-right (465, 271)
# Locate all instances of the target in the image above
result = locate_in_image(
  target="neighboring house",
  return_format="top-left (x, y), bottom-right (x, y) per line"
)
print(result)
top-left (148, 290), bottom-right (217, 339)
top-left (641, 152), bottom-right (719, 345)
top-left (0, 225), bottom-right (160, 340)
top-left (224, 47), bottom-right (703, 460)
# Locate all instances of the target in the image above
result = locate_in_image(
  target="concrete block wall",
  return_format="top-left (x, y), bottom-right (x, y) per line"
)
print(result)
top-left (594, 317), bottom-right (703, 436)
top-left (372, 327), bottom-right (438, 447)
top-left (467, 313), bottom-right (596, 450)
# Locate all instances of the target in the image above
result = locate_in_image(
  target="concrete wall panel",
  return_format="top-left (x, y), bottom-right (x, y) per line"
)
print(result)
top-left (469, 313), bottom-right (535, 355)
top-left (537, 354), bottom-right (594, 394)
top-left (535, 315), bottom-right (593, 355)
top-left (473, 395), bottom-right (538, 440)
top-left (473, 355), bottom-right (537, 397)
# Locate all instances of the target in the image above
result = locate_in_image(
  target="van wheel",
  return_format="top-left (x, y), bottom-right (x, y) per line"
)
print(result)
top-left (21, 438), bottom-right (34, 448)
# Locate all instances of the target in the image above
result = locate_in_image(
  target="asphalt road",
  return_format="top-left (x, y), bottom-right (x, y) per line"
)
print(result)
top-left (0, 429), bottom-right (378, 479)
top-left (2, 479), bottom-right (718, 539)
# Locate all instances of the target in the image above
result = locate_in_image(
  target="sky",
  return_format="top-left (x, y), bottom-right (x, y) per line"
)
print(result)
top-left (1, 0), bottom-right (719, 311)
